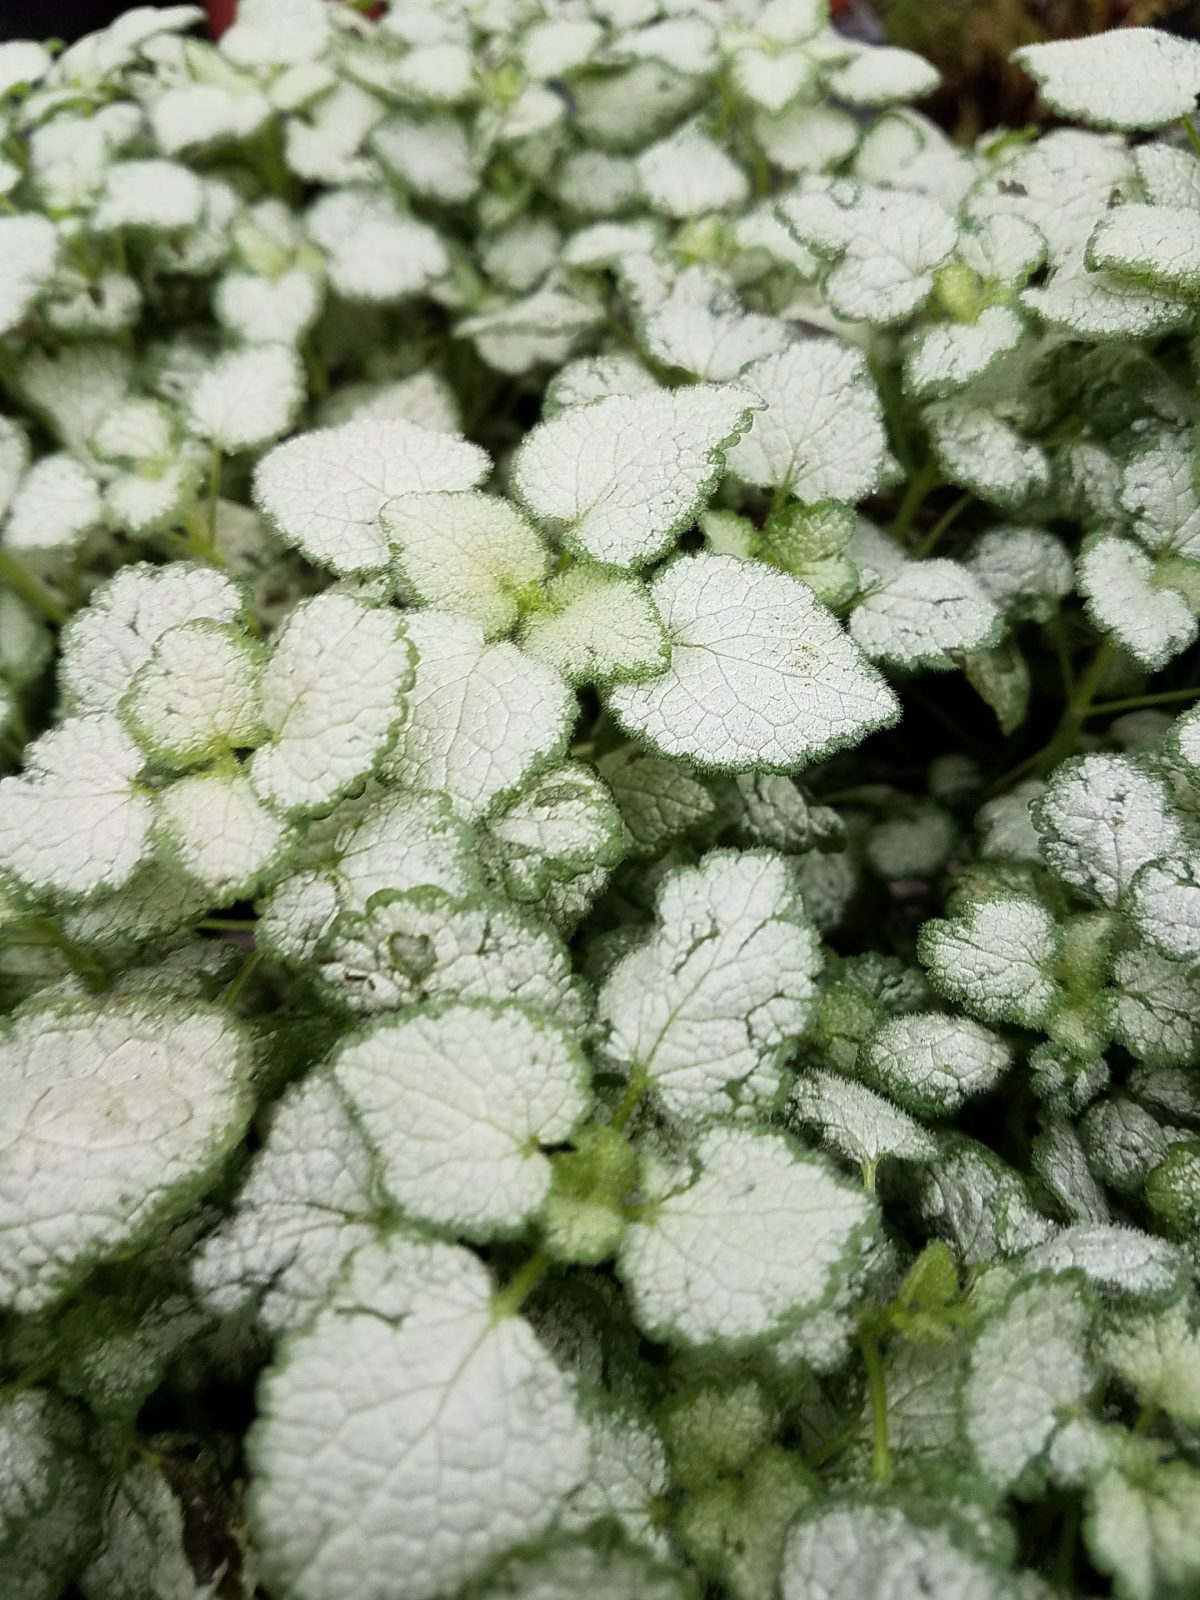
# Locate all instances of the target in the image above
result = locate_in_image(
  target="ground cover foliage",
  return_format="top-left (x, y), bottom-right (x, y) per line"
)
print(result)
top-left (1, 4), bottom-right (1200, 1597)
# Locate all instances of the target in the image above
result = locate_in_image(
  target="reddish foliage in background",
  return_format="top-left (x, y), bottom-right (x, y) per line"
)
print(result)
top-left (205, 0), bottom-right (235, 34)
top-left (205, 0), bottom-right (383, 37)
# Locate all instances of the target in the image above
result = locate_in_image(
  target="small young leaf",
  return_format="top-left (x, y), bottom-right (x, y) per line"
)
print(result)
top-left (782, 1501), bottom-right (1004, 1600)
top-left (306, 189), bottom-right (448, 301)
top-left (860, 1012), bottom-right (1010, 1116)
top-left (1033, 754), bottom-right (1182, 908)
top-left (824, 45), bottom-right (940, 108)
top-left (156, 770), bottom-right (291, 901)
top-left (1023, 1223), bottom-right (1187, 1301)
top-left (94, 158), bottom-right (205, 230)
top-left (597, 850), bottom-right (820, 1121)
top-left (3, 454), bottom-right (101, 555)
top-left (904, 305), bottom-right (1027, 401)
top-left (187, 343), bottom-right (304, 453)
top-left (781, 181), bottom-right (957, 325)
top-left (513, 385), bottom-right (757, 570)
top-left (121, 619), bottom-right (264, 767)
top-left (385, 612), bottom-right (574, 821)
top-left (596, 746), bottom-right (717, 862)
top-left (316, 885), bottom-right (582, 1024)
top-left (926, 402), bottom-right (1049, 508)
top-left (0, 715), bottom-right (153, 900)
top-left (59, 562), bottom-right (244, 715)
top-left (920, 895), bottom-right (1060, 1028)
top-left (384, 489), bottom-right (548, 638)
top-left (618, 1126), bottom-right (874, 1346)
top-left (849, 547), bottom-right (1001, 672)
top-left (334, 999), bottom-right (589, 1237)
top-left (254, 419), bottom-right (489, 576)
top-left (1077, 535), bottom-right (1197, 672)
top-left (725, 341), bottom-right (888, 500)
top-left (965, 527), bottom-right (1074, 623)
top-left (0, 216), bottom-right (57, 338)
top-left (518, 567), bottom-right (669, 685)
top-left (635, 121), bottom-right (750, 218)
top-left (608, 554), bottom-right (898, 771)
top-left (250, 592), bottom-right (415, 814)
top-left (791, 1069), bottom-right (938, 1170)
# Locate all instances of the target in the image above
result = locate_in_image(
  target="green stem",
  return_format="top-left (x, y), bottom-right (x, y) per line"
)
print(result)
top-left (1038, 639), bottom-right (1115, 769)
top-left (1183, 113), bottom-right (1200, 160)
top-left (610, 1065), bottom-right (649, 1134)
top-left (223, 949), bottom-right (262, 1011)
top-left (4, 699), bottom-right (28, 747)
top-left (304, 340), bottom-right (329, 401)
top-left (174, 515), bottom-right (227, 569)
top-left (869, 349), bottom-right (914, 474)
top-left (207, 446), bottom-right (222, 543)
top-left (1052, 617), bottom-right (1075, 699)
top-left (1132, 1402), bottom-right (1159, 1437)
top-left (199, 916), bottom-right (258, 932)
top-left (1087, 684), bottom-right (1200, 715)
top-left (858, 1324), bottom-right (891, 1484)
top-left (492, 1249), bottom-right (551, 1320)
top-left (985, 639), bottom-right (1115, 795)
top-left (0, 549), bottom-right (68, 626)
top-left (1053, 1498), bottom-right (1081, 1592)
top-left (0, 1357), bottom-right (55, 1405)
top-left (26, 916), bottom-right (106, 993)
top-left (913, 492), bottom-right (971, 559)
top-left (890, 459), bottom-right (939, 545)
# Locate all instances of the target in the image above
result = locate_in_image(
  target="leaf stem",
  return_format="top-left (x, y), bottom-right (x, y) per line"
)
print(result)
top-left (1052, 1497), bottom-right (1081, 1591)
top-left (0, 549), bottom-right (68, 626)
top-left (858, 1323), bottom-right (891, 1484)
top-left (223, 949), bottom-right (262, 1011)
top-left (207, 445), bottom-right (222, 543)
top-left (1183, 113), bottom-right (1200, 160)
top-left (610, 1065), bottom-right (649, 1134)
top-left (25, 915), bottom-right (107, 993)
top-left (913, 492), bottom-right (971, 559)
top-left (492, 1249), bottom-right (551, 1319)
top-left (1087, 684), bottom-right (1200, 716)
top-left (984, 639), bottom-right (1115, 794)
top-left (199, 916), bottom-right (259, 932)
top-left (890, 459), bottom-right (939, 545)
top-left (868, 349), bottom-right (914, 474)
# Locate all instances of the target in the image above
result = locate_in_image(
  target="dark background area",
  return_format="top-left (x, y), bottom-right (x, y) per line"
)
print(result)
top-left (3, 0), bottom-right (1200, 44)
top-left (0, 0), bottom-right (170, 39)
